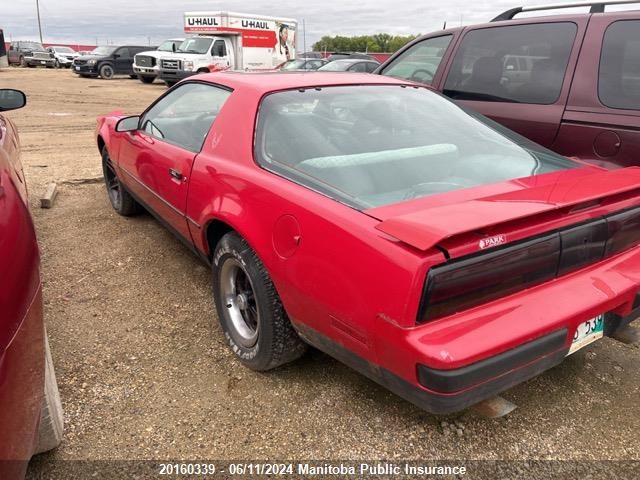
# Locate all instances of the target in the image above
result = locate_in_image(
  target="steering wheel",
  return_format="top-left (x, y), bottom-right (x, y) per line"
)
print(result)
top-left (409, 68), bottom-right (435, 84)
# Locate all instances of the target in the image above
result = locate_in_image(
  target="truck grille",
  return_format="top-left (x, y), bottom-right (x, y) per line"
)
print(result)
top-left (32, 52), bottom-right (51, 60)
top-left (73, 58), bottom-right (87, 66)
top-left (136, 55), bottom-right (155, 67)
top-left (161, 59), bottom-right (181, 70)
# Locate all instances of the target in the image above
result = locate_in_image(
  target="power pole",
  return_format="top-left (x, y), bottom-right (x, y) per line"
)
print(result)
top-left (36, 0), bottom-right (44, 44)
top-left (302, 19), bottom-right (306, 54)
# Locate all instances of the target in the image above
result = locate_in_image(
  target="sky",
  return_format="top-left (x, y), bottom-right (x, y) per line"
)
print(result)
top-left (2, 0), bottom-right (613, 49)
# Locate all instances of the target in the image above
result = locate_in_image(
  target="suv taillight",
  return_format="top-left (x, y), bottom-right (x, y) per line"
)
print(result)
top-left (419, 206), bottom-right (640, 323)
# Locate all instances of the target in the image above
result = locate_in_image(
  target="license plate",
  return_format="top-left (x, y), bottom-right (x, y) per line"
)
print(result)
top-left (568, 314), bottom-right (604, 355)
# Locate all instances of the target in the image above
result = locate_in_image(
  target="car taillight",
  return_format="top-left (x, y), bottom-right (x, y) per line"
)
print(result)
top-left (420, 234), bottom-right (560, 322)
top-left (605, 207), bottom-right (640, 257)
top-left (418, 206), bottom-right (640, 323)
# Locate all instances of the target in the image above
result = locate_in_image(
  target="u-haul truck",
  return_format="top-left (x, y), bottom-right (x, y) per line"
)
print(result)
top-left (158, 11), bottom-right (297, 86)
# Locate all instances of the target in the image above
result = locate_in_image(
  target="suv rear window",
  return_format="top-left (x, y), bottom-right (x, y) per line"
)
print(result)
top-left (443, 23), bottom-right (577, 104)
top-left (599, 20), bottom-right (640, 111)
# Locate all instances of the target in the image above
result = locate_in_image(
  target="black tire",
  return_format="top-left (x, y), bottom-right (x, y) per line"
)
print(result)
top-left (129, 74), bottom-right (137, 79)
top-left (101, 146), bottom-right (139, 216)
top-left (99, 64), bottom-right (114, 79)
top-left (34, 333), bottom-right (63, 455)
top-left (212, 232), bottom-right (307, 371)
top-left (139, 76), bottom-right (155, 84)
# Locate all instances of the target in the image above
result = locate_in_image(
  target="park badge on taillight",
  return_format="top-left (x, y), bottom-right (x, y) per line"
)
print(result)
top-left (479, 234), bottom-right (507, 250)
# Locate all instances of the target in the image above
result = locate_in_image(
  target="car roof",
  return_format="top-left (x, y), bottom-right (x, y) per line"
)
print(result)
top-left (194, 71), bottom-right (418, 94)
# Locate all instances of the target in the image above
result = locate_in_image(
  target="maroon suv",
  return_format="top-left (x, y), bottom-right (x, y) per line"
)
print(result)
top-left (378, 2), bottom-right (640, 169)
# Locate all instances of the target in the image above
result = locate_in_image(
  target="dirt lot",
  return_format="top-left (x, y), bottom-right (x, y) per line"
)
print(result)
top-left (3, 68), bottom-right (639, 476)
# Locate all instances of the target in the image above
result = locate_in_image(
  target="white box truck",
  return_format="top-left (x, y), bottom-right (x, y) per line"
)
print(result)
top-left (158, 11), bottom-right (297, 86)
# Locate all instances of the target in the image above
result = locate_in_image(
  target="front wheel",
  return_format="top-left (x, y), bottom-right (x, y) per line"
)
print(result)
top-left (101, 146), bottom-right (139, 216)
top-left (139, 76), bottom-right (155, 84)
top-left (212, 232), bottom-right (307, 371)
top-left (99, 64), bottom-right (114, 79)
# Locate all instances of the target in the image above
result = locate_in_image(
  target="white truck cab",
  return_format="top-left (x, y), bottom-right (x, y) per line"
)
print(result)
top-left (158, 11), bottom-right (297, 86)
top-left (133, 38), bottom-right (185, 84)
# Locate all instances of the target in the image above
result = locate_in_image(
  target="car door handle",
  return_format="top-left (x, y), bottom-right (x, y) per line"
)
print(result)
top-left (169, 168), bottom-right (185, 181)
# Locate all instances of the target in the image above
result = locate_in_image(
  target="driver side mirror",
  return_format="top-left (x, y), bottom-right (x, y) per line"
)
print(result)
top-left (116, 115), bottom-right (140, 132)
top-left (0, 89), bottom-right (27, 112)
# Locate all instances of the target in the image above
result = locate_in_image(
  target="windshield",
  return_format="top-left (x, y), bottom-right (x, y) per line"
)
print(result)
top-left (158, 40), bottom-right (180, 52)
top-left (177, 38), bottom-right (213, 54)
top-left (91, 46), bottom-right (118, 55)
top-left (282, 60), bottom-right (307, 71)
top-left (318, 61), bottom-right (352, 71)
top-left (255, 85), bottom-right (577, 209)
top-left (53, 46), bottom-right (74, 53)
top-left (23, 42), bottom-right (45, 51)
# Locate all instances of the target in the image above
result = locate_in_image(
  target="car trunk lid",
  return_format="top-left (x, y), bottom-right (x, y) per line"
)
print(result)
top-left (367, 167), bottom-right (640, 257)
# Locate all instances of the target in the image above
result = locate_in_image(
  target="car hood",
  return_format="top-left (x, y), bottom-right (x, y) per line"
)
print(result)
top-left (366, 166), bottom-right (640, 252)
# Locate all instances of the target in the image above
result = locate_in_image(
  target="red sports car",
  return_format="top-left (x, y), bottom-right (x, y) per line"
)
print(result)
top-left (96, 73), bottom-right (640, 414)
top-left (0, 89), bottom-right (63, 479)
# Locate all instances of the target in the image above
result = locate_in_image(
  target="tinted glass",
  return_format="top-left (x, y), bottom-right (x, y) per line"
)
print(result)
top-left (599, 20), bottom-right (640, 110)
top-left (92, 46), bottom-right (118, 55)
top-left (212, 40), bottom-right (226, 57)
top-left (141, 83), bottom-right (231, 152)
top-left (365, 62), bottom-right (378, 73)
top-left (443, 23), bottom-right (576, 104)
top-left (348, 62), bottom-right (367, 72)
top-left (116, 48), bottom-right (130, 58)
top-left (255, 86), bottom-right (576, 209)
top-left (382, 35), bottom-right (452, 85)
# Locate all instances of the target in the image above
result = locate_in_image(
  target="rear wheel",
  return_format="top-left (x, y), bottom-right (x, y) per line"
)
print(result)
top-left (99, 64), bottom-right (114, 79)
top-left (212, 232), bottom-right (307, 371)
top-left (34, 333), bottom-right (63, 455)
top-left (101, 146), bottom-right (139, 216)
top-left (139, 76), bottom-right (155, 84)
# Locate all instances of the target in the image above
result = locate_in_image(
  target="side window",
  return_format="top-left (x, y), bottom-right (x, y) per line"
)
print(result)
top-left (365, 62), bottom-right (378, 73)
top-left (140, 83), bottom-right (231, 152)
top-left (599, 20), bottom-right (640, 111)
top-left (348, 62), bottom-right (367, 72)
top-left (212, 40), bottom-right (226, 57)
top-left (116, 48), bottom-right (130, 58)
top-left (381, 35), bottom-right (452, 85)
top-left (443, 23), bottom-right (577, 104)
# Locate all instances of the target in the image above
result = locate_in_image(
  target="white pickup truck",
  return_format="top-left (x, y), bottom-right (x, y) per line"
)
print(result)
top-left (158, 11), bottom-right (297, 86)
top-left (133, 39), bottom-right (185, 84)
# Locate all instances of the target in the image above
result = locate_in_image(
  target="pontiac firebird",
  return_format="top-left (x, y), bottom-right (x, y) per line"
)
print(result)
top-left (96, 72), bottom-right (640, 414)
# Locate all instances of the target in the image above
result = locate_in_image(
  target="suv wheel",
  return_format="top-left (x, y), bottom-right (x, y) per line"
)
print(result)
top-left (100, 64), bottom-right (115, 80)
top-left (101, 146), bottom-right (139, 216)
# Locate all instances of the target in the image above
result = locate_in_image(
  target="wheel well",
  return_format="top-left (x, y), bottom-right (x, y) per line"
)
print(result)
top-left (97, 135), bottom-right (105, 154)
top-left (205, 220), bottom-right (234, 258)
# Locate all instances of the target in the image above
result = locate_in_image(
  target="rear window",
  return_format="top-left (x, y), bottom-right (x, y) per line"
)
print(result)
top-left (599, 20), bottom-right (640, 111)
top-left (443, 23), bottom-right (577, 104)
top-left (254, 85), bottom-right (576, 209)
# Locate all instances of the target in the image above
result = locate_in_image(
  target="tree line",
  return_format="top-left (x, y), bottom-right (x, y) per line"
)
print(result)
top-left (312, 33), bottom-right (418, 54)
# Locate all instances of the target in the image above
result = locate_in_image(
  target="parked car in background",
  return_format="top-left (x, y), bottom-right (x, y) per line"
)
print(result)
top-left (326, 52), bottom-right (377, 62)
top-left (378, 1), bottom-right (640, 169)
top-left (133, 38), bottom-right (184, 84)
top-left (318, 58), bottom-right (380, 72)
top-left (0, 89), bottom-right (63, 479)
top-left (72, 45), bottom-right (152, 79)
top-left (47, 46), bottom-right (79, 68)
top-left (7, 41), bottom-right (55, 68)
top-left (78, 50), bottom-right (93, 56)
top-left (280, 58), bottom-right (327, 71)
top-left (0, 29), bottom-right (7, 68)
top-left (96, 72), bottom-right (640, 415)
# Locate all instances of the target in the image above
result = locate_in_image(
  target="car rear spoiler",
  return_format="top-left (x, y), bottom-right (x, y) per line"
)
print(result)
top-left (374, 168), bottom-right (640, 251)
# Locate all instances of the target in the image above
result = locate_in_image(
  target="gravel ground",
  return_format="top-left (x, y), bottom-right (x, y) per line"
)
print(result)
top-left (2, 69), bottom-right (639, 478)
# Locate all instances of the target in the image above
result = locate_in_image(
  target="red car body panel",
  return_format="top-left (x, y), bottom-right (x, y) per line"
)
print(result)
top-left (0, 115), bottom-right (45, 475)
top-left (97, 72), bottom-right (640, 413)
